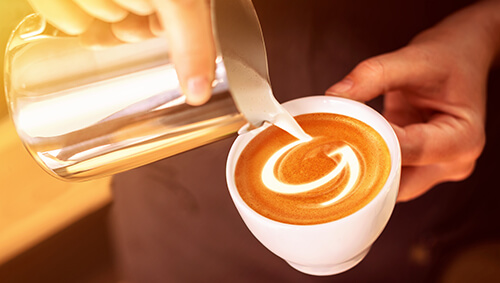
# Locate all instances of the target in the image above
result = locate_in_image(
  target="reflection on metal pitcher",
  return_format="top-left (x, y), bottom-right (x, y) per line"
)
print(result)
top-left (4, 14), bottom-right (245, 181)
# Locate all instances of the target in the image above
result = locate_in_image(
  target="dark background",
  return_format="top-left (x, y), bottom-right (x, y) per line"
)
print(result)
top-left (1, 0), bottom-right (499, 282)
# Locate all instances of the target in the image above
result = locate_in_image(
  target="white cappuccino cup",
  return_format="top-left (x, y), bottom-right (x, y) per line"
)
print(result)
top-left (226, 96), bottom-right (401, 276)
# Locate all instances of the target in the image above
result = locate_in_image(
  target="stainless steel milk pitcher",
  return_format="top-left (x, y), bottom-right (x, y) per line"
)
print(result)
top-left (4, 13), bottom-right (245, 181)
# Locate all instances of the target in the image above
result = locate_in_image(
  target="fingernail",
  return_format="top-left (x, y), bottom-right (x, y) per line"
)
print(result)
top-left (326, 78), bottom-right (353, 95)
top-left (186, 76), bottom-right (210, 106)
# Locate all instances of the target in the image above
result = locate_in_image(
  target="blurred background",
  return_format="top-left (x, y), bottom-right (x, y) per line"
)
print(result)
top-left (0, 1), bottom-right (499, 283)
top-left (0, 1), bottom-right (116, 282)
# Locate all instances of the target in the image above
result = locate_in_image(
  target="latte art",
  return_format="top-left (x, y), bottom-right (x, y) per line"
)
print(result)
top-left (235, 113), bottom-right (391, 225)
top-left (261, 140), bottom-right (360, 207)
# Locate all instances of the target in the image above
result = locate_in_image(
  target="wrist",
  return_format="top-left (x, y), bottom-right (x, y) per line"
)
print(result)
top-left (411, 0), bottom-right (500, 71)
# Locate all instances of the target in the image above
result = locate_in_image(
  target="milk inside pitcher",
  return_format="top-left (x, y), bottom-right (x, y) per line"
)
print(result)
top-left (4, 14), bottom-right (245, 181)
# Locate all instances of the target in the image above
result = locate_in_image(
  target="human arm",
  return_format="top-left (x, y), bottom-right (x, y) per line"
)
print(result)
top-left (326, 0), bottom-right (500, 201)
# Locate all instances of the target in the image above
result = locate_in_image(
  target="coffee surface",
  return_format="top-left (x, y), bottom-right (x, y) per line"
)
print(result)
top-left (235, 113), bottom-right (391, 225)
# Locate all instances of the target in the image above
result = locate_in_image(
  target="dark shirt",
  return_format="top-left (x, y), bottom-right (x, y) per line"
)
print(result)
top-left (110, 1), bottom-right (500, 282)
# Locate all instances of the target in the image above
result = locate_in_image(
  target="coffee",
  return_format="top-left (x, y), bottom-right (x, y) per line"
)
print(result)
top-left (235, 113), bottom-right (391, 225)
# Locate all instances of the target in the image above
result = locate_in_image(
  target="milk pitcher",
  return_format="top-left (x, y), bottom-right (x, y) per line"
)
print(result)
top-left (4, 13), bottom-right (246, 181)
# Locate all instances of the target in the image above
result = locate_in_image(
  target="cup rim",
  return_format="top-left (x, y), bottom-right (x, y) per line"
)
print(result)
top-left (226, 95), bottom-right (401, 228)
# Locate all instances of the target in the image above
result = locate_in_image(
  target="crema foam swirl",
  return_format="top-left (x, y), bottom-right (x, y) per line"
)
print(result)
top-left (235, 113), bottom-right (391, 225)
top-left (261, 139), bottom-right (360, 206)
